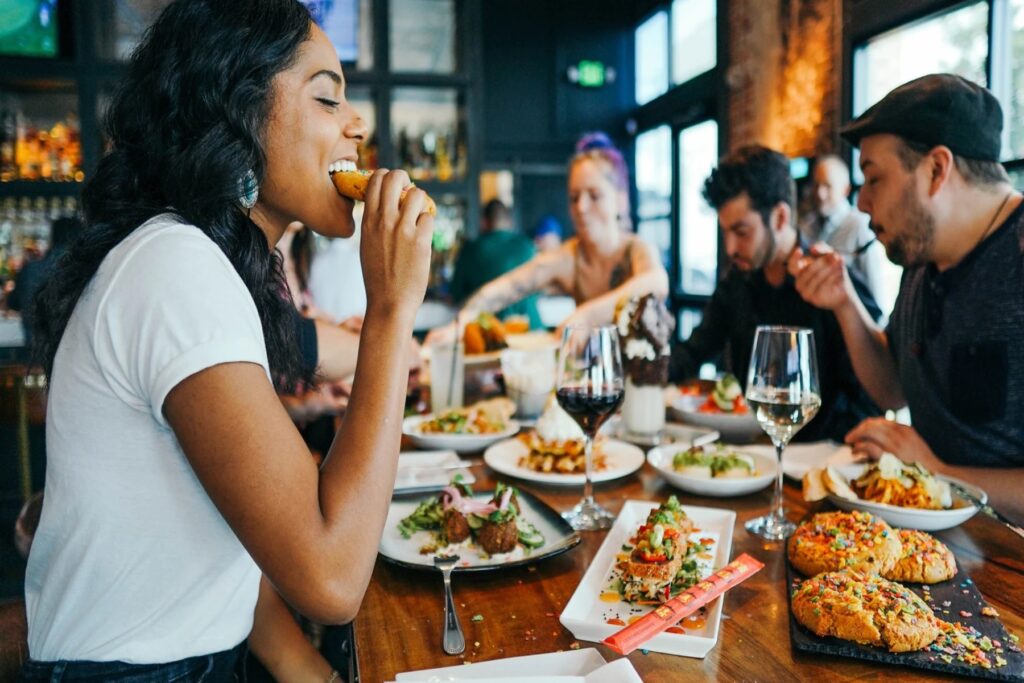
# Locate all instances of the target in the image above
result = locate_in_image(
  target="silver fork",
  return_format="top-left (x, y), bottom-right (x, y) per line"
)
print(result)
top-left (947, 480), bottom-right (1024, 542)
top-left (433, 554), bottom-right (465, 655)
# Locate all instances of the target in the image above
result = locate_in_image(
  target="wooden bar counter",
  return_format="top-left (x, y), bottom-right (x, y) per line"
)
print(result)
top-left (355, 458), bottom-right (1024, 682)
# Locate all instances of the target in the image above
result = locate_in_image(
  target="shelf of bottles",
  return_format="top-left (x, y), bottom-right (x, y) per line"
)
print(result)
top-left (391, 86), bottom-right (467, 183)
top-left (0, 87), bottom-right (83, 185)
top-left (0, 195), bottom-right (78, 288)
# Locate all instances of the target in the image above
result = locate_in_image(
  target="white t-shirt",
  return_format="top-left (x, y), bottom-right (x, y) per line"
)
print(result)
top-left (309, 232), bottom-right (366, 322)
top-left (25, 214), bottom-right (268, 663)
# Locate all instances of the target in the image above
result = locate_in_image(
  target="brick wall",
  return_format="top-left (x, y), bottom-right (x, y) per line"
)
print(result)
top-left (726, 0), bottom-right (841, 158)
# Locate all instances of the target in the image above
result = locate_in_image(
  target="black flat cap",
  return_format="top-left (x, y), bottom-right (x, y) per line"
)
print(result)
top-left (840, 73), bottom-right (1003, 161)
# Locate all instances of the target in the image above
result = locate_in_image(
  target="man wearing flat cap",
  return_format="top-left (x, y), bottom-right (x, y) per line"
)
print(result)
top-left (791, 73), bottom-right (1024, 521)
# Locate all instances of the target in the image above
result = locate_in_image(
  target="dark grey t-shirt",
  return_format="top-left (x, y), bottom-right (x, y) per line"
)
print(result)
top-left (888, 201), bottom-right (1024, 466)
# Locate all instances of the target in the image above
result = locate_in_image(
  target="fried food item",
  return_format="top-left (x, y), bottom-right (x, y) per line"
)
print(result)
top-left (787, 510), bottom-right (902, 577)
top-left (516, 431), bottom-right (607, 474)
top-left (330, 169), bottom-right (437, 216)
top-left (477, 518), bottom-right (518, 554)
top-left (463, 323), bottom-right (487, 355)
top-left (620, 497), bottom-right (695, 602)
top-left (442, 508), bottom-right (471, 544)
top-left (791, 571), bottom-right (942, 652)
top-left (463, 312), bottom-right (508, 355)
top-left (883, 529), bottom-right (957, 584)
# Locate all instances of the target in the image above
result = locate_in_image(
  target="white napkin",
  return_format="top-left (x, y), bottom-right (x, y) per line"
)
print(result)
top-left (394, 450), bottom-right (474, 491)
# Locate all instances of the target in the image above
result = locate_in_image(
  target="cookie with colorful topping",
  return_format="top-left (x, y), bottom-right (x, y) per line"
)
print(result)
top-left (883, 529), bottom-right (957, 584)
top-left (791, 570), bottom-right (942, 652)
top-left (787, 510), bottom-right (902, 577)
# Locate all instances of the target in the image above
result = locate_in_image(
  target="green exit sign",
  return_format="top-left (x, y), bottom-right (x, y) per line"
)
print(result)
top-left (568, 60), bottom-right (615, 88)
top-left (577, 60), bottom-right (606, 87)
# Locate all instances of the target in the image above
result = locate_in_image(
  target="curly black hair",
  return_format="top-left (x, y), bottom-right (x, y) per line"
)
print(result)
top-left (31, 0), bottom-right (314, 391)
top-left (702, 145), bottom-right (795, 229)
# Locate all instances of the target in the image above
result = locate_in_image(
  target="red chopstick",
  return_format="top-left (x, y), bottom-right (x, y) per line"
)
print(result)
top-left (602, 553), bottom-right (765, 655)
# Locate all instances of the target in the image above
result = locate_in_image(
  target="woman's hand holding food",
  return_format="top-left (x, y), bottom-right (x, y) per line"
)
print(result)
top-left (359, 169), bottom-right (434, 321)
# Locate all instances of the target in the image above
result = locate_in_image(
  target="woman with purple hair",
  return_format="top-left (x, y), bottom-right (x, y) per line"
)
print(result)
top-left (427, 132), bottom-right (668, 341)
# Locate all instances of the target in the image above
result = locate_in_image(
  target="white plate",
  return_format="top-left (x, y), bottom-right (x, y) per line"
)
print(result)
top-left (668, 394), bottom-right (763, 443)
top-left (394, 450), bottom-right (475, 493)
top-left (393, 648), bottom-right (611, 682)
top-left (392, 650), bottom-right (642, 683)
top-left (482, 437), bottom-right (645, 485)
top-left (403, 415), bottom-right (521, 453)
top-left (379, 487), bottom-right (580, 571)
top-left (560, 501), bottom-right (736, 658)
top-left (826, 469), bottom-right (985, 531)
top-left (600, 416), bottom-right (715, 449)
top-left (773, 441), bottom-right (857, 480)
top-left (646, 444), bottom-right (776, 497)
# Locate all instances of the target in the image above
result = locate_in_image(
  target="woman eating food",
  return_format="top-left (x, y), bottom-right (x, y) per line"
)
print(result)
top-left (425, 132), bottom-right (668, 344)
top-left (21, 0), bottom-right (432, 679)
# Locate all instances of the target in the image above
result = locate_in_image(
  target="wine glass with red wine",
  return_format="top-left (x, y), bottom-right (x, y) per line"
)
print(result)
top-left (555, 324), bottom-right (624, 531)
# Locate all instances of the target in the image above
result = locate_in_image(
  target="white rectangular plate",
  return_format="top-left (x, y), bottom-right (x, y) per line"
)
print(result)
top-left (394, 648), bottom-right (606, 681)
top-left (559, 501), bottom-right (736, 658)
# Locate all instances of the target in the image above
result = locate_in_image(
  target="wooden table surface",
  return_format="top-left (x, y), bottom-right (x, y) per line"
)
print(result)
top-left (355, 445), bottom-right (1024, 682)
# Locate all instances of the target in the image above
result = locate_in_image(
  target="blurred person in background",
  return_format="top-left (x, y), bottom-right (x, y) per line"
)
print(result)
top-left (309, 207), bottom-right (368, 323)
top-left (7, 215), bottom-right (81, 348)
top-left (800, 154), bottom-right (897, 316)
top-left (425, 132), bottom-right (668, 343)
top-left (669, 145), bottom-right (882, 442)
top-left (532, 214), bottom-right (563, 253)
top-left (450, 198), bottom-right (541, 328)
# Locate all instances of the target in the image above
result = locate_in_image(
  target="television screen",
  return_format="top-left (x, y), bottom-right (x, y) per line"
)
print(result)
top-left (300, 0), bottom-right (359, 63)
top-left (0, 0), bottom-right (59, 58)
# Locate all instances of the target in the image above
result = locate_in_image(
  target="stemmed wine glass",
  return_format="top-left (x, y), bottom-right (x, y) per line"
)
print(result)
top-left (555, 325), bottom-right (624, 531)
top-left (744, 326), bottom-right (821, 540)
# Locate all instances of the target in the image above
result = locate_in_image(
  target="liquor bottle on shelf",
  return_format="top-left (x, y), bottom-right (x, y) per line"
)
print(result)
top-left (0, 102), bottom-right (16, 182)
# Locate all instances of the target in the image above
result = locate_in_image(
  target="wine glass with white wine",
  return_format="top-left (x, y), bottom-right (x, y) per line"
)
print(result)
top-left (744, 326), bottom-right (821, 540)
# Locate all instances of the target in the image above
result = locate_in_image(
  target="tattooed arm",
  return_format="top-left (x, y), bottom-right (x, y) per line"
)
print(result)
top-left (423, 248), bottom-right (570, 345)
top-left (461, 249), bottom-right (567, 317)
top-left (560, 236), bottom-right (669, 330)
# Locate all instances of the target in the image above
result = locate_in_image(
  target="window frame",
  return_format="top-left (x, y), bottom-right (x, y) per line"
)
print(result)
top-left (845, 0), bottom-right (1024, 179)
top-left (630, 0), bottom-right (726, 322)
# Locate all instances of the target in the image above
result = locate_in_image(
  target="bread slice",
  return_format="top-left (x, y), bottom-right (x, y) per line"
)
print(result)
top-left (802, 467), bottom-right (829, 502)
top-left (823, 465), bottom-right (859, 501)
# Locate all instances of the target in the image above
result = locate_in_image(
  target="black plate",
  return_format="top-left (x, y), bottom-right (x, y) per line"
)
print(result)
top-left (788, 562), bottom-right (1024, 680)
top-left (379, 486), bottom-right (581, 573)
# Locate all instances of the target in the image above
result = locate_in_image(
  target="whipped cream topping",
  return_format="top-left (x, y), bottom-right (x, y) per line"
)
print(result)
top-left (535, 398), bottom-right (584, 442)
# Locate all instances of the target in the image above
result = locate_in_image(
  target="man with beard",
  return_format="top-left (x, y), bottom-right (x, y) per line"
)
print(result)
top-left (669, 145), bottom-right (882, 442)
top-left (791, 74), bottom-right (1024, 520)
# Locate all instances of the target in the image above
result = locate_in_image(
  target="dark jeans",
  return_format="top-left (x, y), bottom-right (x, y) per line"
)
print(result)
top-left (19, 641), bottom-right (247, 682)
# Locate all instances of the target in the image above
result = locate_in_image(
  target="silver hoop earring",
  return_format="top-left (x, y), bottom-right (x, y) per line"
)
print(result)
top-left (238, 169), bottom-right (259, 209)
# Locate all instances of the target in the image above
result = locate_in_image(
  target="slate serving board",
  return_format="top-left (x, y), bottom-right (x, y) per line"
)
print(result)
top-left (787, 562), bottom-right (1024, 681)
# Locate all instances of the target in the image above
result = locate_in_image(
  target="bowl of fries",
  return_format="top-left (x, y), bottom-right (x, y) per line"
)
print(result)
top-left (803, 454), bottom-right (985, 531)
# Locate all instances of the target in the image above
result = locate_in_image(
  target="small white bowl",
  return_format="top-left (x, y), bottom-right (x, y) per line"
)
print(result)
top-left (668, 394), bottom-right (763, 443)
top-left (647, 443), bottom-right (777, 497)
